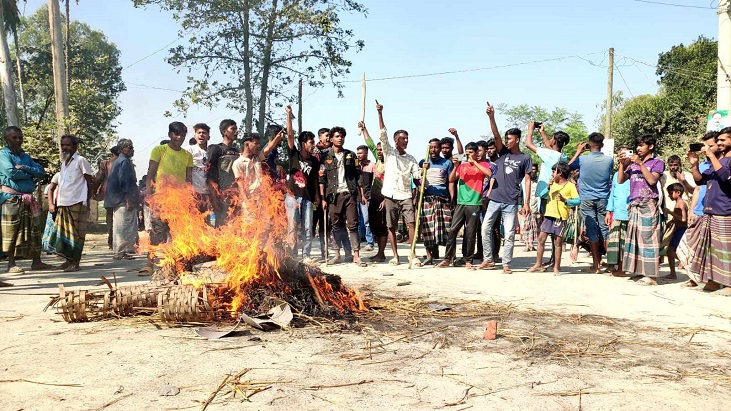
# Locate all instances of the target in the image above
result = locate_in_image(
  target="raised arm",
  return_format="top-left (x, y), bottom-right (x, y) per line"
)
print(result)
top-left (261, 130), bottom-right (284, 159)
top-left (285, 104), bottom-right (295, 151)
top-left (448, 128), bottom-right (464, 155)
top-left (359, 122), bottom-right (378, 158)
top-left (486, 102), bottom-right (503, 152)
top-left (539, 124), bottom-right (552, 148)
top-left (525, 122), bottom-right (539, 154)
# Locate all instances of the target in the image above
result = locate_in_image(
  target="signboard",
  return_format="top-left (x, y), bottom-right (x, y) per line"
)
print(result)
top-left (707, 110), bottom-right (731, 131)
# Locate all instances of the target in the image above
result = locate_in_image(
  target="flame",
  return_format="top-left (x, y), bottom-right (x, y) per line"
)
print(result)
top-left (146, 172), bottom-right (365, 315)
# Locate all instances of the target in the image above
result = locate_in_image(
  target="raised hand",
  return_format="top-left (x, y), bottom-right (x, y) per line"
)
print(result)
top-left (285, 104), bottom-right (292, 115)
top-left (448, 128), bottom-right (459, 137)
top-left (486, 102), bottom-right (495, 117)
top-left (687, 151), bottom-right (700, 167)
top-left (375, 100), bottom-right (383, 113)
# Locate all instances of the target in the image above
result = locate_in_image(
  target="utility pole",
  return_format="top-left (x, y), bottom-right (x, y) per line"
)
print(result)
top-left (718, 0), bottom-right (731, 110)
top-left (604, 47), bottom-right (614, 138)
top-left (48, 0), bottom-right (69, 141)
top-left (297, 78), bottom-right (303, 136)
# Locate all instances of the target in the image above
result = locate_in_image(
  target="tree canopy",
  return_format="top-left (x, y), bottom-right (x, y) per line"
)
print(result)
top-left (133, 0), bottom-right (366, 136)
top-left (1, 6), bottom-right (126, 172)
top-left (607, 36), bottom-right (714, 158)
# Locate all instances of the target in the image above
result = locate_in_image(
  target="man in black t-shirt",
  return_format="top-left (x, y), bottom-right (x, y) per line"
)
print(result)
top-left (285, 106), bottom-right (321, 264)
top-left (206, 119), bottom-right (240, 226)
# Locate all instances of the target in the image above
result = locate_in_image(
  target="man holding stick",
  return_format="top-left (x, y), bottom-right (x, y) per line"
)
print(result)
top-left (376, 100), bottom-right (423, 266)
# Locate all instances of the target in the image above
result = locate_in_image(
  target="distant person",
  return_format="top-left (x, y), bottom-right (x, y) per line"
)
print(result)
top-left (568, 132), bottom-right (613, 274)
top-left (663, 183), bottom-right (687, 280)
top-left (143, 122), bottom-right (194, 274)
top-left (104, 139), bottom-right (139, 260)
top-left (605, 147), bottom-right (631, 277)
top-left (479, 103), bottom-right (533, 274)
top-left (0, 126), bottom-right (53, 282)
top-left (93, 146), bottom-right (119, 249)
top-left (419, 137), bottom-right (454, 264)
top-left (186, 123), bottom-right (211, 212)
top-left (528, 162), bottom-right (578, 275)
top-left (684, 128), bottom-right (731, 294)
top-left (376, 101), bottom-right (423, 266)
top-left (318, 125), bottom-right (365, 266)
top-left (284, 105), bottom-right (320, 264)
top-left (617, 134), bottom-right (665, 285)
top-left (49, 135), bottom-right (95, 272)
top-left (206, 119), bottom-right (240, 226)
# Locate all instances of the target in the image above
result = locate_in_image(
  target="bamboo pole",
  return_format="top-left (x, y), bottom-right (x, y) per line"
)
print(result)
top-left (408, 144), bottom-right (431, 269)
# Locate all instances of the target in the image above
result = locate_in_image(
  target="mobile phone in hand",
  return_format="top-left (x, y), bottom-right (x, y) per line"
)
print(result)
top-left (689, 143), bottom-right (703, 152)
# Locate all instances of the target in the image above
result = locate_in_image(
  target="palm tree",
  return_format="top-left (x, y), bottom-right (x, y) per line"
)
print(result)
top-left (0, 0), bottom-right (20, 126)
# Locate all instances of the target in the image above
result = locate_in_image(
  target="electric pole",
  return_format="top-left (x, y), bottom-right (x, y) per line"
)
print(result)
top-left (48, 0), bottom-right (69, 140)
top-left (604, 47), bottom-right (614, 138)
top-left (718, 0), bottom-right (731, 110)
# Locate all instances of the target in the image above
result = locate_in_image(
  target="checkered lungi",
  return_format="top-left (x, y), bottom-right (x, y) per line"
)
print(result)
top-left (679, 214), bottom-right (731, 287)
top-left (1, 196), bottom-right (41, 259)
top-left (606, 220), bottom-right (628, 269)
top-left (420, 195), bottom-right (452, 248)
top-left (48, 202), bottom-right (89, 262)
top-left (522, 213), bottom-right (539, 248)
top-left (622, 200), bottom-right (661, 278)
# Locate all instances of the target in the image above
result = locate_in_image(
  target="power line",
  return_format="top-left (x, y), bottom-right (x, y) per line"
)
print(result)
top-left (633, 0), bottom-right (715, 9)
top-left (122, 33), bottom-right (188, 71)
top-left (614, 63), bottom-right (635, 98)
top-left (614, 52), bottom-right (716, 84)
top-left (126, 82), bottom-right (185, 93)
top-left (341, 51), bottom-right (607, 83)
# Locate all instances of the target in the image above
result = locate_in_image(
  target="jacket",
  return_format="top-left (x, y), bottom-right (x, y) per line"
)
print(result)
top-left (318, 148), bottom-right (360, 200)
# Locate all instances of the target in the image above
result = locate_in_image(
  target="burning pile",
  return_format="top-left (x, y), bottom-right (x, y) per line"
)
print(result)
top-left (50, 176), bottom-right (366, 323)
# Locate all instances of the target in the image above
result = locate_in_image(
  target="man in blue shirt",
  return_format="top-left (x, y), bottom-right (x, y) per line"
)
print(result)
top-left (0, 126), bottom-right (54, 281)
top-left (419, 138), bottom-right (454, 264)
top-left (690, 131), bottom-right (720, 222)
top-left (568, 132), bottom-right (613, 273)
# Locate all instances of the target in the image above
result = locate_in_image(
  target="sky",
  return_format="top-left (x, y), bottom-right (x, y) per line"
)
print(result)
top-left (21, 0), bottom-right (722, 174)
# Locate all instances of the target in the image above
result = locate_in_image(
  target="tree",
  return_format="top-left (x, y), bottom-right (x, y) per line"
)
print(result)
top-left (608, 37), bottom-right (714, 159)
top-left (497, 103), bottom-right (588, 164)
top-left (8, 6), bottom-right (125, 171)
top-left (133, 0), bottom-right (367, 136)
top-left (0, 0), bottom-right (20, 126)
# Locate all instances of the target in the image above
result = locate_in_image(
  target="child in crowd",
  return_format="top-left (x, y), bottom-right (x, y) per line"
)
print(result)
top-left (664, 183), bottom-right (688, 280)
top-left (528, 162), bottom-right (578, 275)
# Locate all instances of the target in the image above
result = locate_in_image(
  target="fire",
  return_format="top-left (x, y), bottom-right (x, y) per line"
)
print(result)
top-left (146, 172), bottom-right (366, 315)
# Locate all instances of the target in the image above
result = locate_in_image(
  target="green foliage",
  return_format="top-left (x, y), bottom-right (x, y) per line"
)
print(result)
top-left (133, 0), bottom-right (366, 135)
top-left (497, 103), bottom-right (588, 165)
top-left (609, 36), bottom-right (713, 161)
top-left (9, 6), bottom-right (125, 172)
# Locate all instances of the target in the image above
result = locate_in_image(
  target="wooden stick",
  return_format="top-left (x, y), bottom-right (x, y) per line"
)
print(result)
top-left (409, 144), bottom-right (431, 269)
top-left (201, 374), bottom-right (231, 411)
top-left (357, 73), bottom-right (366, 135)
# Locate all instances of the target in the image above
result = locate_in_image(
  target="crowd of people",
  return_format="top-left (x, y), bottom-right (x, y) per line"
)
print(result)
top-left (0, 101), bottom-right (730, 296)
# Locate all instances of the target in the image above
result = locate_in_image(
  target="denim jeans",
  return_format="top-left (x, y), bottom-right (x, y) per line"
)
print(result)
top-left (481, 201), bottom-right (518, 266)
top-left (285, 194), bottom-right (314, 258)
top-left (358, 200), bottom-right (374, 246)
top-left (580, 198), bottom-right (609, 243)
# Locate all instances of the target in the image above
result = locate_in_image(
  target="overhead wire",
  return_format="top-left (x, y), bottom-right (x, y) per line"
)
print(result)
top-left (614, 63), bottom-right (635, 98)
top-left (632, 0), bottom-right (715, 9)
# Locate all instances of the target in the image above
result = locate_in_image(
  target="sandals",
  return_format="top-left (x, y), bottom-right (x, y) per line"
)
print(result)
top-left (714, 287), bottom-right (731, 296)
top-left (526, 265), bottom-right (546, 273)
top-left (352, 260), bottom-right (367, 267)
top-left (388, 258), bottom-right (400, 266)
top-left (681, 280), bottom-right (698, 288)
top-left (0, 280), bottom-right (13, 287)
top-left (478, 261), bottom-right (496, 270)
top-left (636, 277), bottom-right (657, 286)
top-left (6, 266), bottom-right (24, 274)
top-left (435, 260), bottom-right (450, 268)
top-left (627, 275), bottom-right (644, 282)
top-left (502, 266), bottom-right (513, 274)
top-left (452, 258), bottom-right (466, 268)
top-left (411, 258), bottom-right (423, 267)
top-left (422, 259), bottom-right (435, 266)
top-left (327, 256), bottom-right (342, 265)
top-left (30, 263), bottom-right (56, 271)
top-left (138, 266), bottom-right (153, 276)
top-left (63, 265), bottom-right (80, 273)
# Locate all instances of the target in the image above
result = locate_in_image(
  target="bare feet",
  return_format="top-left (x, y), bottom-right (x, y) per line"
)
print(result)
top-left (553, 269), bottom-right (561, 276)
top-left (661, 273), bottom-right (678, 280)
top-left (681, 279), bottom-right (698, 288)
top-left (526, 264), bottom-right (544, 273)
